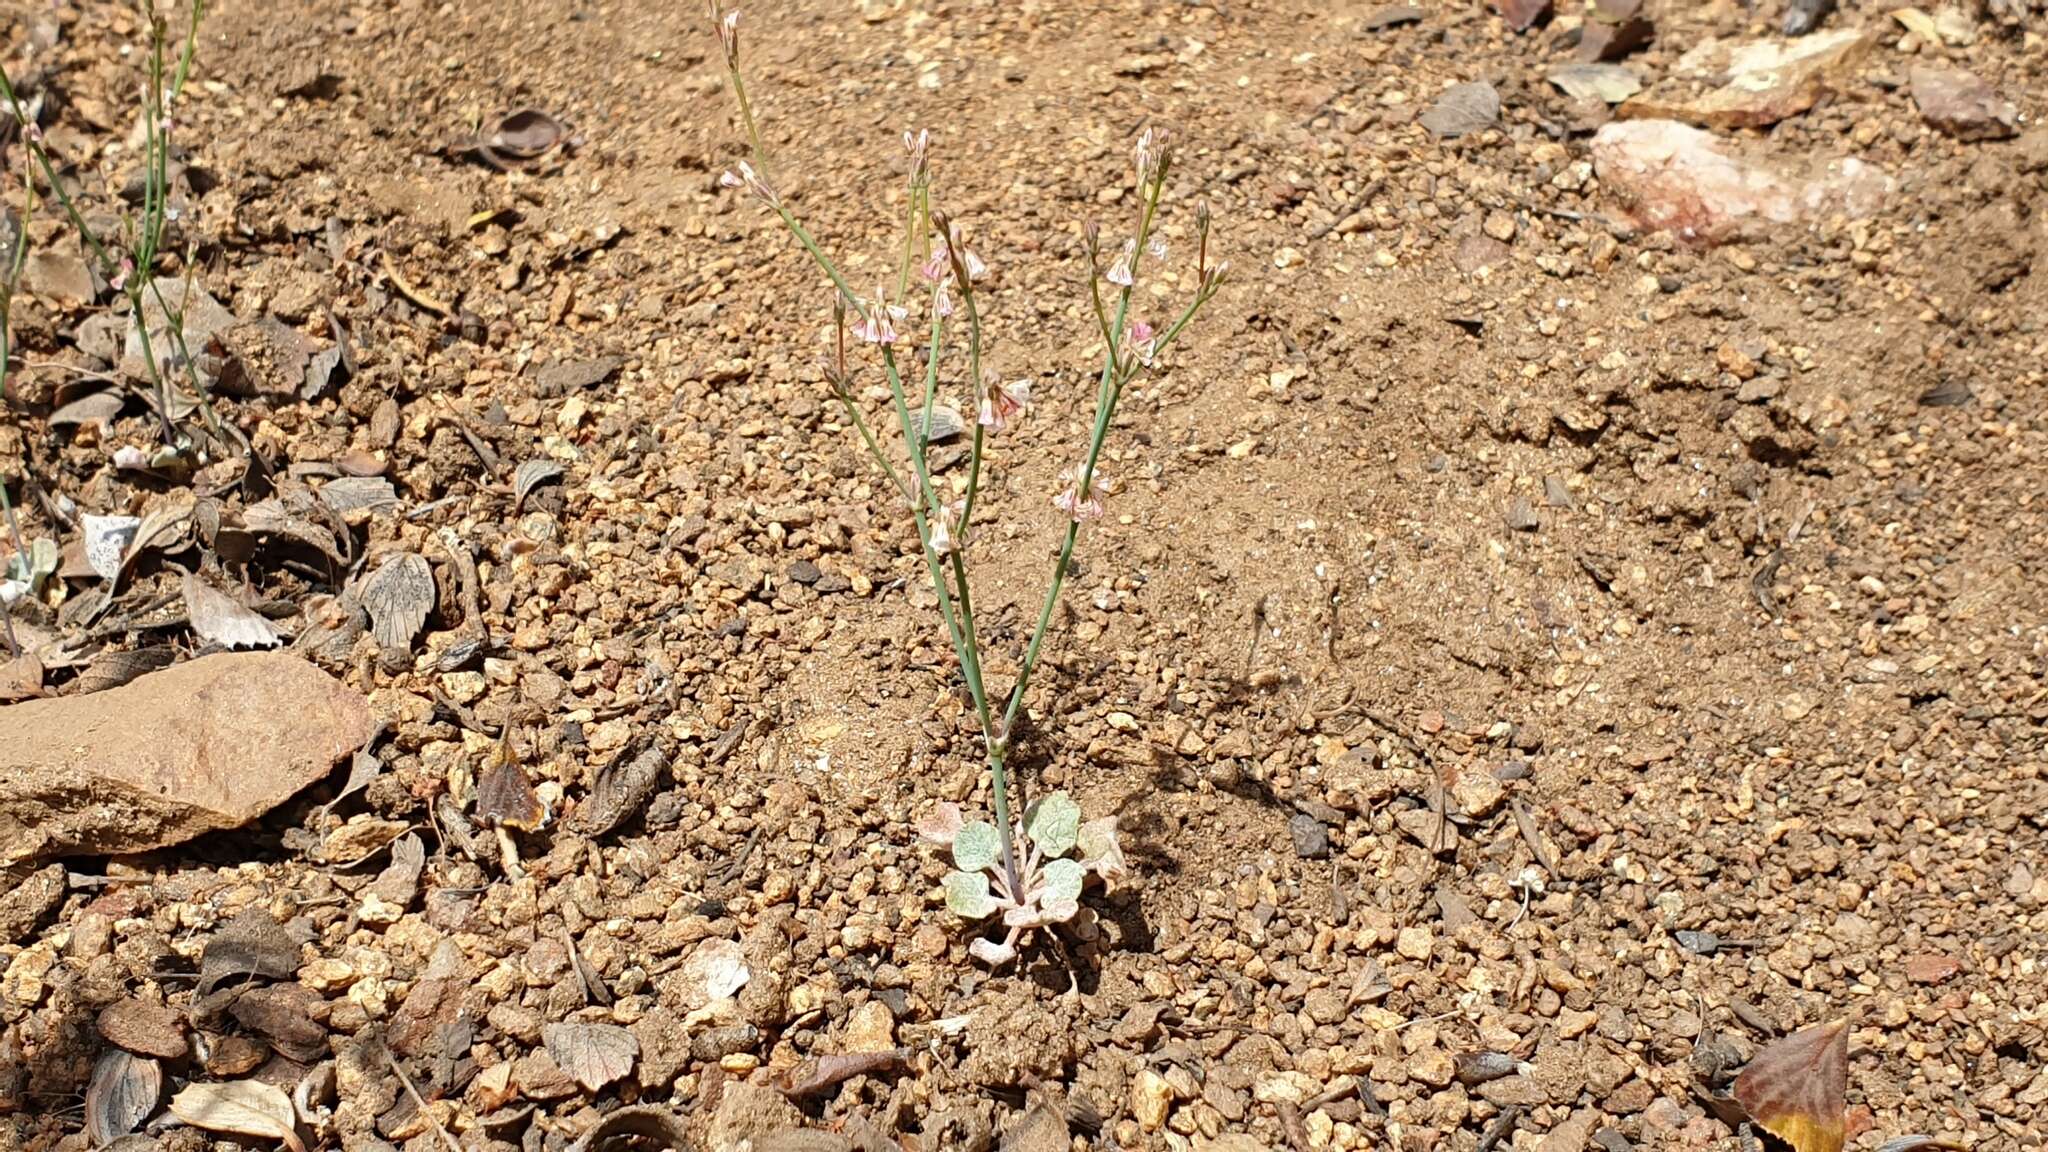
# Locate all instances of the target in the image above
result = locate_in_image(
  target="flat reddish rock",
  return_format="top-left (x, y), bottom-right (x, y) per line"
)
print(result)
top-left (0, 652), bottom-right (371, 865)
top-left (1911, 66), bottom-right (2017, 141)
top-left (1494, 0), bottom-right (1552, 32)
top-left (1903, 953), bottom-right (1962, 984)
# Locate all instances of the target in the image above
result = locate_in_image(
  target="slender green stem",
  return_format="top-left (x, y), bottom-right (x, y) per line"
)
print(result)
top-left (728, 69), bottom-right (769, 178)
top-left (947, 242), bottom-right (990, 527)
top-left (1000, 159), bottom-right (1173, 742)
top-left (917, 288), bottom-right (943, 449)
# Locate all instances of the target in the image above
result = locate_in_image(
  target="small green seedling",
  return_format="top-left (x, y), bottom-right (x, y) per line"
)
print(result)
top-left (920, 792), bottom-right (1127, 966)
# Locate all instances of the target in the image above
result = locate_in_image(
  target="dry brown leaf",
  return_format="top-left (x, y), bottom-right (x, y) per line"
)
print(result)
top-left (182, 572), bottom-right (282, 650)
top-left (168, 1079), bottom-right (306, 1152)
top-left (197, 909), bottom-right (300, 997)
top-left (85, 1050), bottom-right (162, 1146)
top-left (1733, 1018), bottom-right (1850, 1152)
top-left (541, 1021), bottom-right (638, 1092)
top-left (476, 738), bottom-right (546, 831)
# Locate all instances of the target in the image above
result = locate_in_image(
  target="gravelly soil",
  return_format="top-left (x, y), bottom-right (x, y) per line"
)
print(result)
top-left (2, 0), bottom-right (2045, 1150)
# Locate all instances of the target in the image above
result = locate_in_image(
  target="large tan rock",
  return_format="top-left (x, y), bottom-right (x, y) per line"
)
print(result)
top-left (0, 652), bottom-right (371, 864)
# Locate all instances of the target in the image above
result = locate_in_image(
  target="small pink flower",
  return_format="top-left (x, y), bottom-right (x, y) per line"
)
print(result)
top-left (109, 256), bottom-right (134, 292)
top-left (719, 160), bottom-right (780, 208)
top-left (928, 499), bottom-right (968, 556)
top-left (1146, 236), bottom-right (1167, 261)
top-left (850, 284), bottom-right (907, 345)
top-left (978, 378), bottom-right (1030, 432)
top-left (1124, 320), bottom-right (1157, 366)
top-left (1103, 239), bottom-right (1135, 287)
top-left (933, 278), bottom-right (956, 318)
top-left (1053, 463), bottom-right (1110, 523)
top-left (1200, 258), bottom-right (1230, 294)
top-left (24, 120), bottom-right (43, 144)
top-left (918, 247), bottom-right (949, 284)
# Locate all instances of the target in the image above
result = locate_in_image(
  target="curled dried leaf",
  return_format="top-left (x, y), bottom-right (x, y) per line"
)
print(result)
top-left (85, 1050), bottom-right (162, 1146)
top-left (514, 459), bottom-right (566, 512)
top-left (169, 1079), bottom-right (306, 1152)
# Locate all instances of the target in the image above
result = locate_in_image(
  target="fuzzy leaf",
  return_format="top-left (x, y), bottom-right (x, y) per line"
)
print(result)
top-left (944, 870), bottom-right (997, 919)
top-left (917, 802), bottom-right (964, 847)
top-left (1039, 857), bottom-right (1085, 905)
top-left (1024, 792), bottom-right (1081, 857)
top-left (1077, 816), bottom-right (1129, 886)
top-left (170, 1080), bottom-right (305, 1152)
top-left (1733, 1019), bottom-right (1850, 1152)
top-left (952, 821), bottom-right (1000, 873)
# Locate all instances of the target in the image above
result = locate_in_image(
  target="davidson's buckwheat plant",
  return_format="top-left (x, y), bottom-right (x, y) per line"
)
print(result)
top-left (709, 3), bottom-right (1225, 965)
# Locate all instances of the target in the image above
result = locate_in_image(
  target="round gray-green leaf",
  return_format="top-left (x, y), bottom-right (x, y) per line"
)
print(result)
top-left (1024, 792), bottom-right (1081, 857)
top-left (952, 821), bottom-right (1001, 873)
top-left (944, 869), bottom-right (997, 919)
top-left (1039, 857), bottom-right (1085, 906)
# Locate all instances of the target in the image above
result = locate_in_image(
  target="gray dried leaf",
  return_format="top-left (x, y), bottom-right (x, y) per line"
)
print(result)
top-left (85, 1050), bottom-right (162, 1146)
top-left (182, 573), bottom-right (282, 650)
top-left (566, 1105), bottom-right (690, 1152)
top-left (542, 1021), bottom-right (638, 1092)
top-left (514, 459), bottom-right (565, 512)
top-left (911, 403), bottom-right (965, 445)
top-left (360, 552), bottom-right (435, 650)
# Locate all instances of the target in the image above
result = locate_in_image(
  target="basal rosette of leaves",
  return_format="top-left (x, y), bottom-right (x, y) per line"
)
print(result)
top-left (919, 792), bottom-right (1127, 966)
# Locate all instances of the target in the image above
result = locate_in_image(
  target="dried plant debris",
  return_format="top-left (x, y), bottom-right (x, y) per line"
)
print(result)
top-left (359, 551), bottom-right (435, 650)
top-left (542, 1022), bottom-right (639, 1092)
top-left (182, 570), bottom-right (283, 649)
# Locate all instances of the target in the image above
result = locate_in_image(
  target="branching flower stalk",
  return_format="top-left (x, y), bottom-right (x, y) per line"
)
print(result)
top-left (0, 1), bottom-right (212, 448)
top-left (709, 4), bottom-right (1225, 945)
